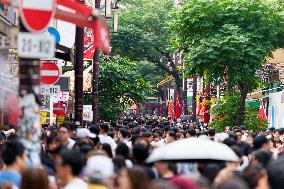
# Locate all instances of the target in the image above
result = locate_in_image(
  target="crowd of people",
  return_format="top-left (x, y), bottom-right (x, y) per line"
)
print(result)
top-left (0, 115), bottom-right (284, 189)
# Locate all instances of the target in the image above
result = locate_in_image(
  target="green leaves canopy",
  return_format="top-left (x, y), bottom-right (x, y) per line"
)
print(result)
top-left (85, 56), bottom-right (153, 121)
top-left (171, 0), bottom-right (283, 88)
top-left (111, 0), bottom-right (175, 72)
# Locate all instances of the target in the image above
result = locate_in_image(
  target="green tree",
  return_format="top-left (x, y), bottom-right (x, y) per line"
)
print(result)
top-left (85, 56), bottom-right (153, 121)
top-left (111, 0), bottom-right (184, 98)
top-left (210, 92), bottom-right (267, 132)
top-left (170, 0), bottom-right (283, 125)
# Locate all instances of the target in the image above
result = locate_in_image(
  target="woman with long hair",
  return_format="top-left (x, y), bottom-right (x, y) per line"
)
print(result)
top-left (117, 166), bottom-right (150, 189)
top-left (20, 168), bottom-right (49, 189)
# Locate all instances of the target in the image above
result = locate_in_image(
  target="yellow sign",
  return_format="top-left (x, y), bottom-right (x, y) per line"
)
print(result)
top-left (40, 112), bottom-right (48, 125)
top-left (56, 116), bottom-right (65, 126)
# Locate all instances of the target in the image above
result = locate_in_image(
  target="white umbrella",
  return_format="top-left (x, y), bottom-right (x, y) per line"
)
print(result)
top-left (146, 137), bottom-right (239, 163)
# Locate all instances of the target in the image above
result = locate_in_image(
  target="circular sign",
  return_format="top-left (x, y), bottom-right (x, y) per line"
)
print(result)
top-left (20, 0), bottom-right (56, 32)
top-left (47, 27), bottom-right (61, 44)
top-left (53, 102), bottom-right (67, 116)
top-left (40, 61), bottom-right (60, 85)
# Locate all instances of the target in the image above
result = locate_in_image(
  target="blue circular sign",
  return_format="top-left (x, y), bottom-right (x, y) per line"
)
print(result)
top-left (47, 27), bottom-right (61, 44)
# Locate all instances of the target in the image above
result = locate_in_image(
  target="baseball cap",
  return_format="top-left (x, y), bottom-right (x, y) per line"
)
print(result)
top-left (76, 128), bottom-right (97, 139)
top-left (84, 155), bottom-right (114, 182)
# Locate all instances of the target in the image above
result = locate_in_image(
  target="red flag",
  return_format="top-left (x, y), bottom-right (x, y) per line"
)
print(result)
top-left (136, 104), bottom-right (140, 114)
top-left (92, 18), bottom-right (111, 54)
top-left (175, 93), bottom-right (182, 119)
top-left (258, 99), bottom-right (267, 121)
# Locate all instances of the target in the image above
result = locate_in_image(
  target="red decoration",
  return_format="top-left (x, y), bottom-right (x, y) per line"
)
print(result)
top-left (258, 99), bottom-right (267, 121)
top-left (168, 96), bottom-right (174, 118)
top-left (92, 18), bottom-right (111, 54)
top-left (175, 93), bottom-right (182, 119)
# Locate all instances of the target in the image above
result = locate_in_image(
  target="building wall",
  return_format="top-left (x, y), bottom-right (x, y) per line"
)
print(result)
top-left (267, 48), bottom-right (284, 83)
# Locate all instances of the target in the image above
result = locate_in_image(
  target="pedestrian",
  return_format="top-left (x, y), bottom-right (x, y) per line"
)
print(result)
top-left (117, 166), bottom-right (150, 189)
top-left (84, 155), bottom-right (114, 189)
top-left (58, 124), bottom-right (75, 150)
top-left (20, 168), bottom-right (49, 189)
top-left (98, 124), bottom-right (117, 156)
top-left (55, 149), bottom-right (87, 189)
top-left (0, 140), bottom-right (27, 188)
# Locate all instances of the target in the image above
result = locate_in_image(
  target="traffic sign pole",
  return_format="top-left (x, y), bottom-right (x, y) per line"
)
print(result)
top-left (74, 0), bottom-right (84, 127)
top-left (18, 19), bottom-right (42, 166)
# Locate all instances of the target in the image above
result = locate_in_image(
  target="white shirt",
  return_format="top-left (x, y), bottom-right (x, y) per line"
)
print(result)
top-left (151, 139), bottom-right (165, 148)
top-left (64, 178), bottom-right (88, 189)
top-left (99, 134), bottom-right (117, 155)
top-left (67, 138), bottom-right (76, 150)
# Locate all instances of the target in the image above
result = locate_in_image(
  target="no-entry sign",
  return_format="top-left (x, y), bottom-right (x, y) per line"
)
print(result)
top-left (20, 0), bottom-right (56, 32)
top-left (40, 61), bottom-right (60, 85)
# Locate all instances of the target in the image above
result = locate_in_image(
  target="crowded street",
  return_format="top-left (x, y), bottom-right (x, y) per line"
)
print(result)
top-left (0, 0), bottom-right (284, 189)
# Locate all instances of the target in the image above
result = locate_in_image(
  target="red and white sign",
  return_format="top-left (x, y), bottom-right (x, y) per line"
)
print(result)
top-left (19, 0), bottom-right (56, 32)
top-left (40, 61), bottom-right (60, 85)
top-left (53, 101), bottom-right (67, 116)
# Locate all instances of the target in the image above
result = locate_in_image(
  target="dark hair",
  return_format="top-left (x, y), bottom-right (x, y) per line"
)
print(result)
top-left (116, 142), bottom-right (130, 159)
top-left (113, 155), bottom-right (126, 172)
top-left (126, 166), bottom-right (150, 189)
top-left (267, 158), bottom-right (284, 189)
top-left (101, 143), bottom-right (113, 158)
top-left (21, 168), bottom-right (49, 189)
top-left (108, 131), bottom-right (115, 139)
top-left (156, 130), bottom-right (163, 137)
top-left (132, 144), bottom-right (149, 163)
top-left (230, 145), bottom-right (243, 158)
top-left (46, 135), bottom-right (59, 146)
top-left (212, 177), bottom-right (249, 189)
top-left (143, 131), bottom-right (153, 138)
top-left (59, 123), bottom-right (72, 132)
top-left (99, 124), bottom-right (109, 133)
top-left (186, 128), bottom-right (196, 137)
top-left (168, 131), bottom-right (176, 138)
top-left (60, 149), bottom-right (85, 176)
top-left (242, 164), bottom-right (265, 189)
top-left (89, 125), bottom-right (100, 135)
top-left (253, 150), bottom-right (272, 167)
top-left (208, 128), bottom-right (216, 137)
top-left (223, 138), bottom-right (237, 147)
top-left (1, 140), bottom-right (25, 165)
top-left (200, 163), bottom-right (224, 184)
top-left (253, 135), bottom-right (268, 150)
top-left (119, 128), bottom-right (129, 138)
top-left (228, 132), bottom-right (237, 141)
top-left (240, 125), bottom-right (247, 131)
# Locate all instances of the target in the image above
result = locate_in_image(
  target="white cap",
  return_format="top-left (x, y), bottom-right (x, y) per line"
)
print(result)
top-left (76, 128), bottom-right (97, 138)
top-left (84, 155), bottom-right (114, 182)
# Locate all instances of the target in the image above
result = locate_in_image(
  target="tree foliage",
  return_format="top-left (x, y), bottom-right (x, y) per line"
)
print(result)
top-left (170, 0), bottom-right (284, 124)
top-left (210, 92), bottom-right (267, 132)
top-left (85, 56), bottom-right (153, 121)
top-left (111, 0), bottom-right (184, 92)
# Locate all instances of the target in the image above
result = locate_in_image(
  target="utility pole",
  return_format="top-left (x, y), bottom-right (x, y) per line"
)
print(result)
top-left (92, 0), bottom-right (101, 126)
top-left (74, 0), bottom-right (85, 126)
top-left (183, 76), bottom-right (188, 115)
top-left (192, 76), bottom-right (197, 122)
